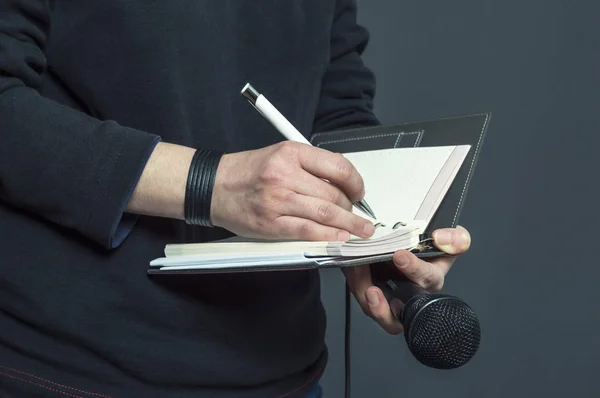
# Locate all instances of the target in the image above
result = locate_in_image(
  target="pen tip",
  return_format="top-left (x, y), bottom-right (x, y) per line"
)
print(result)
top-left (363, 201), bottom-right (376, 219)
top-left (354, 200), bottom-right (376, 220)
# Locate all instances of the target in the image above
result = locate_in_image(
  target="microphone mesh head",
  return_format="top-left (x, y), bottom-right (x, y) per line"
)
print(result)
top-left (403, 293), bottom-right (481, 370)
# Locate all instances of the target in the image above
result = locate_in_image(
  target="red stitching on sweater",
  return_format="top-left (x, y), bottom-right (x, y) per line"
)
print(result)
top-left (0, 365), bottom-right (111, 397)
top-left (0, 371), bottom-right (83, 398)
top-left (275, 364), bottom-right (324, 398)
top-left (1, 363), bottom-right (321, 397)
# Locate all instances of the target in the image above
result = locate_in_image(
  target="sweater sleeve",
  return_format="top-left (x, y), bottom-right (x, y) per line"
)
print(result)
top-left (312, 0), bottom-right (382, 133)
top-left (0, 1), bottom-right (161, 250)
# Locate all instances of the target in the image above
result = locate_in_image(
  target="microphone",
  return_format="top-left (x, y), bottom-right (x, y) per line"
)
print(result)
top-left (372, 264), bottom-right (481, 370)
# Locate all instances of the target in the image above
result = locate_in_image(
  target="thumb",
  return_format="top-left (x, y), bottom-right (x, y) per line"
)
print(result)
top-left (432, 225), bottom-right (471, 255)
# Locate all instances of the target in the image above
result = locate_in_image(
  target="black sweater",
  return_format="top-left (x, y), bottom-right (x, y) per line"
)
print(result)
top-left (0, 1), bottom-right (379, 397)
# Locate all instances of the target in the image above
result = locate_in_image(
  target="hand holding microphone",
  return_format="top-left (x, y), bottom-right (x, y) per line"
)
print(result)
top-left (344, 225), bottom-right (481, 369)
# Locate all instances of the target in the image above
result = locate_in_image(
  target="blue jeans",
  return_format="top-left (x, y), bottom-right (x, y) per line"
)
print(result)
top-left (303, 384), bottom-right (323, 398)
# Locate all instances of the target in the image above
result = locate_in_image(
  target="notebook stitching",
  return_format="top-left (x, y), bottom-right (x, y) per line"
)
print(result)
top-left (414, 130), bottom-right (424, 147)
top-left (451, 113), bottom-right (489, 226)
top-left (392, 132), bottom-right (404, 147)
top-left (310, 113), bottom-right (489, 137)
top-left (312, 131), bottom-right (420, 146)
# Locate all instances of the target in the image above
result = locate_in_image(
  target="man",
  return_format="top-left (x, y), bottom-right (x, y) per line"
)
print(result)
top-left (0, 1), bottom-right (470, 397)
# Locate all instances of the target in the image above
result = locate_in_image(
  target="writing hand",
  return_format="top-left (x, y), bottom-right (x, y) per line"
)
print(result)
top-left (210, 141), bottom-right (375, 241)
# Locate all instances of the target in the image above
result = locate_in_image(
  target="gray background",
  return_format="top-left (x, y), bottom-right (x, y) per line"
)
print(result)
top-left (320, 1), bottom-right (600, 397)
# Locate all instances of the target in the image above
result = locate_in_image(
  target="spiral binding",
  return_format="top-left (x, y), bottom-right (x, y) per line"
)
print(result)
top-left (373, 220), bottom-right (408, 230)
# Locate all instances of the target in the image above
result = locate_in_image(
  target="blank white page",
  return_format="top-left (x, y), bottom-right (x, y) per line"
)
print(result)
top-left (344, 145), bottom-right (469, 227)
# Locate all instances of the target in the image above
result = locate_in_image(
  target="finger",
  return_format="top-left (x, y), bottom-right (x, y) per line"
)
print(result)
top-left (287, 171), bottom-right (353, 211)
top-left (345, 265), bottom-right (378, 316)
top-left (273, 216), bottom-right (351, 242)
top-left (296, 146), bottom-right (365, 202)
top-left (364, 286), bottom-right (404, 334)
top-left (346, 266), bottom-right (403, 334)
top-left (431, 225), bottom-right (471, 255)
top-left (344, 264), bottom-right (369, 299)
top-left (282, 192), bottom-right (375, 238)
top-left (392, 250), bottom-right (445, 292)
top-left (425, 255), bottom-right (458, 278)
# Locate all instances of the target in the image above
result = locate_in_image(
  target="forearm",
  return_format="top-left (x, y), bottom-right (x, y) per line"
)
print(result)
top-left (125, 142), bottom-right (196, 220)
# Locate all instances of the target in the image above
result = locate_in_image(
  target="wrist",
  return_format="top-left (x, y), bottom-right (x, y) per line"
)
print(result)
top-left (125, 142), bottom-right (196, 220)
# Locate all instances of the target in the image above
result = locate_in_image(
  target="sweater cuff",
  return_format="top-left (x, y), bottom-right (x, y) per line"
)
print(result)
top-left (110, 213), bottom-right (139, 249)
top-left (103, 132), bottom-right (162, 249)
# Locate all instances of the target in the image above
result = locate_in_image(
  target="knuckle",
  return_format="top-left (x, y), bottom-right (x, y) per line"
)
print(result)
top-left (279, 190), bottom-right (296, 205)
top-left (250, 196), bottom-right (266, 214)
top-left (253, 203), bottom-right (274, 222)
top-left (419, 273), bottom-right (435, 289)
top-left (334, 155), bottom-right (354, 181)
top-left (276, 141), bottom-right (299, 158)
top-left (326, 188), bottom-right (342, 204)
top-left (255, 195), bottom-right (282, 221)
top-left (297, 221), bottom-right (314, 240)
top-left (431, 278), bottom-right (445, 292)
top-left (316, 203), bottom-right (335, 222)
top-left (255, 190), bottom-right (274, 208)
top-left (254, 217), bottom-right (269, 230)
top-left (421, 271), bottom-right (444, 292)
top-left (261, 162), bottom-right (284, 184)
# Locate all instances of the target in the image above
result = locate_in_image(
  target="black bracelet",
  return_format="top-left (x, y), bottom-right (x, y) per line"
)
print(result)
top-left (184, 148), bottom-right (224, 226)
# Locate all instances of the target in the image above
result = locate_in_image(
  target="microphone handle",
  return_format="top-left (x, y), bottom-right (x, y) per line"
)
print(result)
top-left (370, 261), bottom-right (427, 321)
top-left (376, 277), bottom-right (425, 305)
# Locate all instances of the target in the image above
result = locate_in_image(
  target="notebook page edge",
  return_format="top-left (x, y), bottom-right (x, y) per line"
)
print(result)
top-left (413, 145), bottom-right (471, 225)
top-left (150, 251), bottom-right (317, 267)
top-left (343, 146), bottom-right (459, 228)
top-left (165, 240), bottom-right (329, 257)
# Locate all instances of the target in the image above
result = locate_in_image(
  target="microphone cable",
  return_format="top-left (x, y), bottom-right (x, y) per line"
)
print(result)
top-left (344, 283), bottom-right (351, 398)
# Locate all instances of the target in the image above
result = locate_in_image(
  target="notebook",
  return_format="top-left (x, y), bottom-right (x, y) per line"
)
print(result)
top-left (149, 144), bottom-right (472, 273)
top-left (148, 113), bottom-right (490, 274)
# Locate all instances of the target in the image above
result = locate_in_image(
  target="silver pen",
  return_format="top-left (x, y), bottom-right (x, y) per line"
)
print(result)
top-left (241, 83), bottom-right (377, 220)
